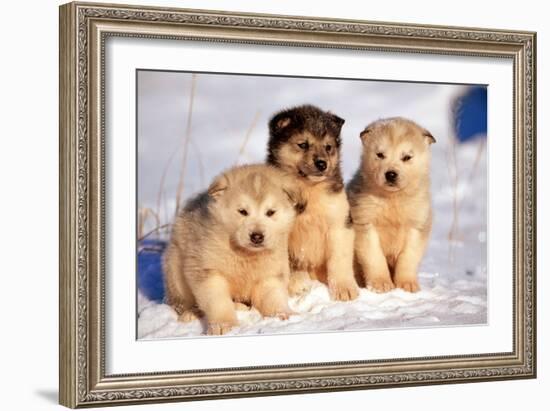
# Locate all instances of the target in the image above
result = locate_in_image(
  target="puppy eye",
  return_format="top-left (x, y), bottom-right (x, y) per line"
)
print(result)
top-left (266, 209), bottom-right (276, 217)
top-left (402, 155), bottom-right (412, 162)
top-left (376, 152), bottom-right (385, 159)
top-left (325, 144), bottom-right (332, 153)
top-left (298, 142), bottom-right (309, 150)
top-left (238, 208), bottom-right (248, 216)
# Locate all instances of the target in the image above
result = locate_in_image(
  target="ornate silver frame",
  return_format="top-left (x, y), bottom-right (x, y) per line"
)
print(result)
top-left (59, 1), bottom-right (536, 408)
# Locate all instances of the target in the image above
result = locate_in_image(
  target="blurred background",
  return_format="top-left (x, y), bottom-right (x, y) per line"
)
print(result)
top-left (136, 70), bottom-right (487, 306)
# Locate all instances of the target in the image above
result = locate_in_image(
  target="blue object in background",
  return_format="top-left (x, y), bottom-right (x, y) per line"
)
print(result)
top-left (137, 239), bottom-right (166, 302)
top-left (453, 86), bottom-right (487, 142)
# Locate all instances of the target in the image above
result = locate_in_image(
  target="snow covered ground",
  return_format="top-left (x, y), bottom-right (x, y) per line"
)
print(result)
top-left (138, 274), bottom-right (486, 339)
top-left (136, 71), bottom-right (487, 339)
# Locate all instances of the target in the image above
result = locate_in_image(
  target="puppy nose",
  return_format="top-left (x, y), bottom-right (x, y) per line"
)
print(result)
top-left (385, 170), bottom-right (398, 183)
top-left (314, 159), bottom-right (327, 171)
top-left (250, 232), bottom-right (264, 245)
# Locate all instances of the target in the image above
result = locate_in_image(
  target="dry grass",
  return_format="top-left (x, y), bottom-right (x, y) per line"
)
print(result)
top-left (139, 223), bottom-right (172, 242)
top-left (137, 207), bottom-right (160, 240)
top-left (190, 138), bottom-right (205, 188)
top-left (446, 128), bottom-right (486, 263)
top-left (235, 110), bottom-right (261, 165)
top-left (466, 139), bottom-right (486, 183)
top-left (138, 75), bottom-right (265, 242)
top-left (174, 74), bottom-right (198, 217)
top-left (446, 134), bottom-right (460, 264)
top-left (155, 144), bottom-right (179, 229)
top-left (140, 74), bottom-right (199, 241)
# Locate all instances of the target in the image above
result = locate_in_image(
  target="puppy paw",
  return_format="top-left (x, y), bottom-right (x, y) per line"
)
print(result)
top-left (329, 279), bottom-right (359, 301)
top-left (367, 278), bottom-right (395, 293)
top-left (288, 277), bottom-right (312, 297)
top-left (394, 279), bottom-right (420, 293)
top-left (274, 308), bottom-right (296, 321)
top-left (178, 307), bottom-right (203, 322)
top-left (207, 320), bottom-right (237, 336)
top-left (258, 304), bottom-right (295, 320)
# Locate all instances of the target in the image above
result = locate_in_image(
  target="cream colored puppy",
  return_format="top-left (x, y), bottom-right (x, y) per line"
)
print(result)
top-left (163, 164), bottom-right (301, 335)
top-left (348, 117), bottom-right (435, 293)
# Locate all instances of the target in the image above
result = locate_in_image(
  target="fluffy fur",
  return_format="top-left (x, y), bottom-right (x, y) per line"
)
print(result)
top-left (267, 104), bottom-right (359, 301)
top-left (163, 164), bottom-right (303, 335)
top-left (348, 117), bottom-right (435, 293)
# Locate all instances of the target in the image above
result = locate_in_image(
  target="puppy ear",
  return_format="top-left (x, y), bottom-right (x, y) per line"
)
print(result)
top-left (423, 130), bottom-right (436, 144)
top-left (282, 186), bottom-right (307, 214)
top-left (327, 111), bottom-right (346, 136)
top-left (207, 174), bottom-right (229, 199)
top-left (269, 112), bottom-right (293, 134)
top-left (359, 127), bottom-right (372, 145)
top-left (328, 112), bottom-right (345, 127)
top-left (276, 117), bottom-right (292, 130)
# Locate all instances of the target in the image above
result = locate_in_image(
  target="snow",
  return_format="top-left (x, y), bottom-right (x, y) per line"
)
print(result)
top-left (136, 71), bottom-right (487, 339)
top-left (138, 271), bottom-right (486, 339)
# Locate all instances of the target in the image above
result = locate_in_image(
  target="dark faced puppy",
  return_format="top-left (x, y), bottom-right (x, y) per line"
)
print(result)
top-left (266, 105), bottom-right (359, 301)
top-left (267, 104), bottom-right (345, 191)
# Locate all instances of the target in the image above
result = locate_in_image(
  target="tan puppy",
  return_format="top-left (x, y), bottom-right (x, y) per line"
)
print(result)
top-left (348, 117), bottom-right (435, 293)
top-left (163, 164), bottom-right (302, 335)
top-left (267, 105), bottom-right (359, 301)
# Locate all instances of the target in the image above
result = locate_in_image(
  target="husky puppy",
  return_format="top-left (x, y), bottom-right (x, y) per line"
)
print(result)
top-left (348, 117), bottom-right (435, 293)
top-left (163, 164), bottom-right (302, 335)
top-left (267, 105), bottom-right (359, 301)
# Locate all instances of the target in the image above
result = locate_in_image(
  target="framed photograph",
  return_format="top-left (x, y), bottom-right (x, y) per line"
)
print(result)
top-left (59, 1), bottom-right (536, 408)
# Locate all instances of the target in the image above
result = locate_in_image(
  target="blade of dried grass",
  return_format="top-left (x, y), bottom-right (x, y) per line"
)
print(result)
top-left (446, 136), bottom-right (486, 264)
top-left (137, 207), bottom-right (161, 240)
top-left (138, 223), bottom-right (172, 242)
top-left (189, 138), bottom-right (205, 188)
top-left (235, 110), bottom-right (261, 165)
top-left (175, 74), bottom-right (198, 216)
top-left (446, 133), bottom-right (460, 264)
top-left (156, 146), bottom-right (179, 226)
